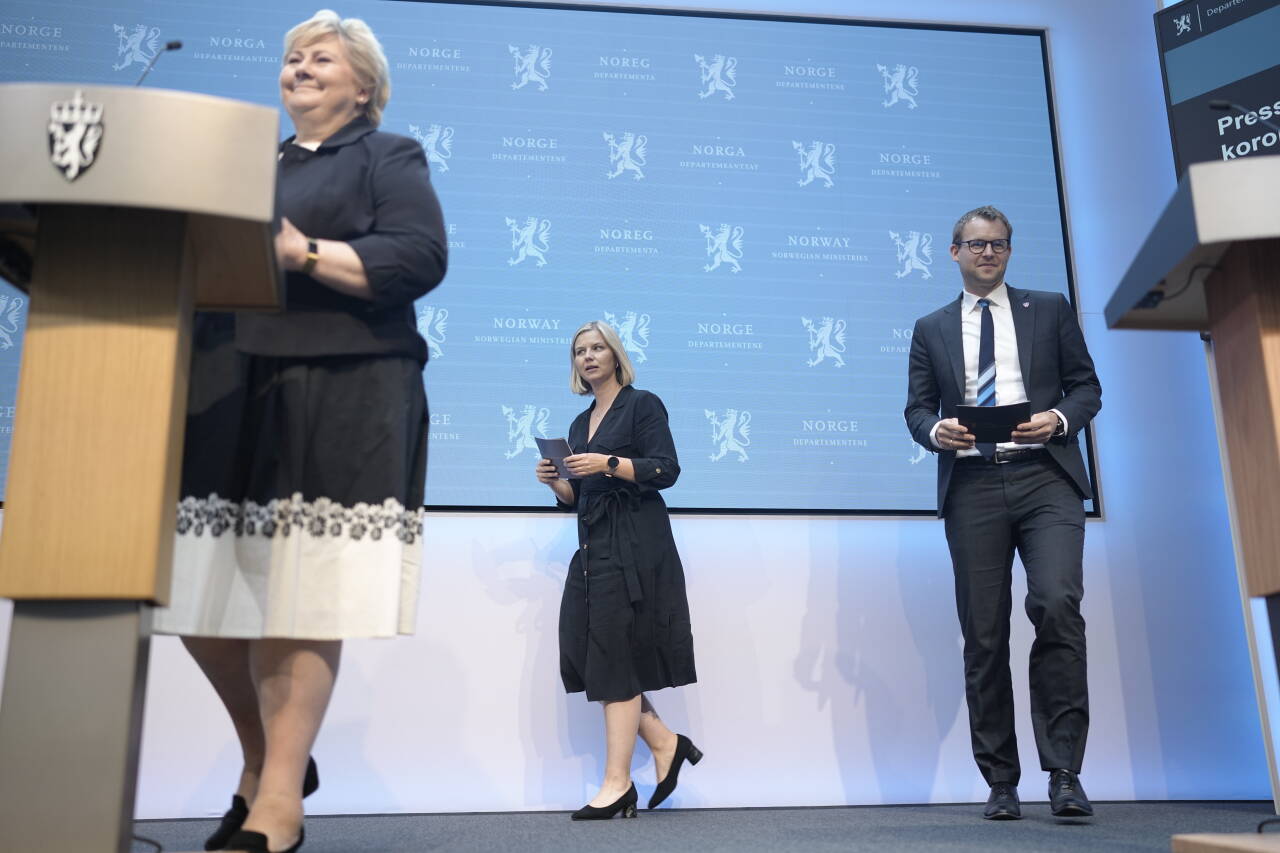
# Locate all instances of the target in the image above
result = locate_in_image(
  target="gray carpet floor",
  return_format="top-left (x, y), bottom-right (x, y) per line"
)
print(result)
top-left (133, 801), bottom-right (1278, 852)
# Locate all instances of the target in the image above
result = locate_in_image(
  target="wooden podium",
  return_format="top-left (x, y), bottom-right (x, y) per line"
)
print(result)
top-left (1108, 154), bottom-right (1280, 851)
top-left (0, 84), bottom-right (280, 852)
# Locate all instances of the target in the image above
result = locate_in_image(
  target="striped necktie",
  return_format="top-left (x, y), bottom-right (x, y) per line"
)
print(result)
top-left (976, 297), bottom-right (996, 459)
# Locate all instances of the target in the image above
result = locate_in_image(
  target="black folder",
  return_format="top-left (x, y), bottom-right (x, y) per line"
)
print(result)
top-left (955, 402), bottom-right (1032, 443)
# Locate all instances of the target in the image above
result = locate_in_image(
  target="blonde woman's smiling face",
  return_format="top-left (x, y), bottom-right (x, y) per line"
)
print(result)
top-left (280, 35), bottom-right (366, 124)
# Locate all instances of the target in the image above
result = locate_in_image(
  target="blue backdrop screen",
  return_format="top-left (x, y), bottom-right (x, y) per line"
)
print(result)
top-left (0, 1), bottom-right (1085, 512)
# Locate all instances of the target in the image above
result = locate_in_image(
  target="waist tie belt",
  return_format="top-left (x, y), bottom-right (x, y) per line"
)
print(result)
top-left (581, 488), bottom-right (645, 604)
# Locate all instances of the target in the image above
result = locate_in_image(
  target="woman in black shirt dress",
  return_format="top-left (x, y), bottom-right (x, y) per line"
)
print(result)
top-left (151, 11), bottom-right (446, 853)
top-left (535, 321), bottom-right (701, 820)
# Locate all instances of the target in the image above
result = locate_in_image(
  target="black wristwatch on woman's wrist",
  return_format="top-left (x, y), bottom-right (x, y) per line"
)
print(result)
top-left (605, 455), bottom-right (619, 477)
top-left (302, 238), bottom-right (319, 275)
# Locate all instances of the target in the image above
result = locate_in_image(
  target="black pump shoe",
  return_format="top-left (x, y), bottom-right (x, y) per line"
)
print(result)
top-left (223, 826), bottom-right (305, 853)
top-left (204, 795), bottom-right (249, 851)
top-left (571, 783), bottom-right (639, 820)
top-left (204, 757), bottom-right (319, 850)
top-left (647, 734), bottom-right (703, 809)
top-left (301, 757), bottom-right (320, 799)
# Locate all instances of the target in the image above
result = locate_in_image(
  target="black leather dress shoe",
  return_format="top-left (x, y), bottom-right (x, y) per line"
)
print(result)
top-left (983, 781), bottom-right (1021, 820)
top-left (1048, 769), bottom-right (1093, 817)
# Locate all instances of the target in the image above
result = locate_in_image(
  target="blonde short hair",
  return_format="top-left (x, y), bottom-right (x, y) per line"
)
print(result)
top-left (284, 10), bottom-right (391, 126)
top-left (569, 321), bottom-right (636, 395)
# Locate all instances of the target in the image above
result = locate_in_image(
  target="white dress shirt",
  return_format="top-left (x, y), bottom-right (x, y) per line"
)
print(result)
top-left (929, 283), bottom-right (1065, 456)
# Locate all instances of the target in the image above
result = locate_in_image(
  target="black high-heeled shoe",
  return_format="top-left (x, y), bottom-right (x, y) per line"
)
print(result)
top-left (571, 783), bottom-right (639, 820)
top-left (222, 826), bottom-right (304, 853)
top-left (203, 757), bottom-right (319, 850)
top-left (647, 734), bottom-right (703, 809)
top-left (204, 795), bottom-right (249, 851)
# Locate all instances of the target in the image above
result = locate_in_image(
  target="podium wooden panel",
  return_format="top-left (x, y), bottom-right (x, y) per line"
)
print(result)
top-left (1174, 834), bottom-right (1280, 853)
top-left (1111, 155), bottom-right (1280, 850)
top-left (0, 83), bottom-right (280, 852)
top-left (1206, 240), bottom-right (1280, 598)
top-left (0, 206), bottom-right (194, 600)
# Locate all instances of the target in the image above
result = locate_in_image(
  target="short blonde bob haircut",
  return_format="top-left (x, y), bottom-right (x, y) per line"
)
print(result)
top-left (284, 10), bottom-right (391, 127)
top-left (569, 321), bottom-right (636, 395)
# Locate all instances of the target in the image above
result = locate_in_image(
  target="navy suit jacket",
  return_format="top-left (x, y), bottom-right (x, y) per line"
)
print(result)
top-left (904, 286), bottom-right (1101, 517)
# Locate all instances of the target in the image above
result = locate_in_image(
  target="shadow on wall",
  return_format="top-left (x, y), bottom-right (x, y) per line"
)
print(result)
top-left (467, 514), bottom-right (622, 807)
top-left (795, 518), bottom-right (967, 804)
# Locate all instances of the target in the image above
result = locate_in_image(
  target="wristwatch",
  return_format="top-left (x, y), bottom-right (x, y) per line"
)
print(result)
top-left (606, 456), bottom-right (619, 476)
top-left (1052, 412), bottom-right (1066, 438)
top-left (302, 238), bottom-right (319, 275)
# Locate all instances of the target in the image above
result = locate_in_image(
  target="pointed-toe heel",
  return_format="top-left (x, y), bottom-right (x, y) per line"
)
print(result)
top-left (302, 756), bottom-right (320, 798)
top-left (223, 826), bottom-right (305, 853)
top-left (204, 795), bottom-right (249, 851)
top-left (571, 783), bottom-right (639, 820)
top-left (647, 734), bottom-right (703, 809)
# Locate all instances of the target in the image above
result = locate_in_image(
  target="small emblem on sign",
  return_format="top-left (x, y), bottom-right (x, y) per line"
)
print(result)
top-left (48, 90), bottom-right (104, 181)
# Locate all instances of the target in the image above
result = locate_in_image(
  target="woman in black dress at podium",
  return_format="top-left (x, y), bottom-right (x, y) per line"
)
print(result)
top-left (534, 321), bottom-right (702, 820)
top-left (151, 10), bottom-right (446, 853)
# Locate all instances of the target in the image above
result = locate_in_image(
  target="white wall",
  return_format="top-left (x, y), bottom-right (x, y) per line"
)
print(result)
top-left (3, 0), bottom-right (1269, 816)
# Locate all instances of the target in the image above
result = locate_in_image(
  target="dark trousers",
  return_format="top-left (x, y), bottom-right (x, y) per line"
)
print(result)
top-left (943, 454), bottom-right (1088, 786)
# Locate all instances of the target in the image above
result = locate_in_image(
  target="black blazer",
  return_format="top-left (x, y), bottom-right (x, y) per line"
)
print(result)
top-left (904, 285), bottom-right (1101, 517)
top-left (237, 116), bottom-right (448, 364)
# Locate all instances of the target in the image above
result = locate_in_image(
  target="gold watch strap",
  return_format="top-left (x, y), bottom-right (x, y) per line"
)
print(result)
top-left (302, 238), bottom-right (319, 275)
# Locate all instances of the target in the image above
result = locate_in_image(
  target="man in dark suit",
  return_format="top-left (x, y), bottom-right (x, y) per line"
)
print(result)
top-left (905, 205), bottom-right (1101, 820)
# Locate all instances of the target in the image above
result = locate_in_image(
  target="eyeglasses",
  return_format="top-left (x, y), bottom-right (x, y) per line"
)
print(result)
top-left (954, 239), bottom-right (1011, 254)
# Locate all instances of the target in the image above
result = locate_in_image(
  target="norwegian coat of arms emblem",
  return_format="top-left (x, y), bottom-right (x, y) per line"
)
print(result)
top-left (48, 90), bottom-right (104, 182)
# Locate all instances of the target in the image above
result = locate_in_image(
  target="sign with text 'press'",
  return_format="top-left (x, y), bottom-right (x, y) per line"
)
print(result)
top-left (1157, 0), bottom-right (1280, 174)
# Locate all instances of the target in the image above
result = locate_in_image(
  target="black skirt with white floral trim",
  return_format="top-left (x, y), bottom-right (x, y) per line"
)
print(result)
top-left (152, 313), bottom-right (427, 640)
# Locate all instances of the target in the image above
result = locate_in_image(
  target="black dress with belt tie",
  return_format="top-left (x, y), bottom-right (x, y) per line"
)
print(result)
top-left (557, 386), bottom-right (697, 702)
